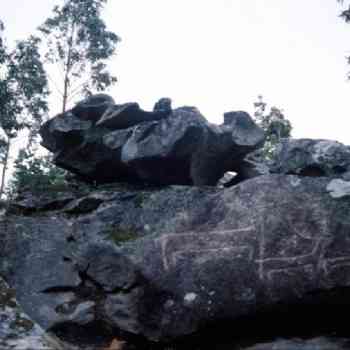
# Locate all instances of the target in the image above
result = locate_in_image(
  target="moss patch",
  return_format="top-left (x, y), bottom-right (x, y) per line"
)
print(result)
top-left (134, 193), bottom-right (146, 208)
top-left (104, 226), bottom-right (139, 246)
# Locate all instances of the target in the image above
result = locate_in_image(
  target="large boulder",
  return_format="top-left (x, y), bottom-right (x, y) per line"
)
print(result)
top-left (2, 175), bottom-right (350, 347)
top-left (271, 138), bottom-right (350, 178)
top-left (40, 95), bottom-right (265, 186)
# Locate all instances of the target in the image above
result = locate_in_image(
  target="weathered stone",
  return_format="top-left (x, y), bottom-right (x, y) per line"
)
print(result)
top-left (40, 96), bottom-right (265, 186)
top-left (191, 112), bottom-right (265, 185)
top-left (217, 171), bottom-right (237, 187)
top-left (220, 149), bottom-right (271, 187)
top-left (3, 175), bottom-right (350, 345)
top-left (75, 244), bottom-right (140, 293)
top-left (241, 337), bottom-right (350, 350)
top-left (53, 128), bottom-right (132, 183)
top-left (71, 94), bottom-right (115, 122)
top-left (96, 102), bottom-right (167, 129)
top-left (63, 193), bottom-right (113, 214)
top-left (0, 216), bottom-right (82, 330)
top-left (0, 276), bottom-right (61, 350)
top-left (40, 112), bottom-right (92, 153)
top-left (153, 97), bottom-right (172, 114)
top-left (223, 111), bottom-right (248, 125)
top-left (120, 107), bottom-right (207, 184)
top-left (326, 178), bottom-right (350, 198)
top-left (7, 191), bottom-right (76, 215)
top-left (271, 138), bottom-right (350, 178)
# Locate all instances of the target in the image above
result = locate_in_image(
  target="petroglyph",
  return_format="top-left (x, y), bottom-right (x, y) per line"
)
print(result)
top-left (157, 227), bottom-right (255, 271)
top-left (256, 238), bottom-right (330, 281)
top-left (157, 226), bottom-right (350, 283)
top-left (171, 245), bottom-right (254, 268)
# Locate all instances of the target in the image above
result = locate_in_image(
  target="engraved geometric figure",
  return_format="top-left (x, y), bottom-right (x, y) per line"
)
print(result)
top-left (171, 245), bottom-right (254, 268)
top-left (256, 238), bottom-right (329, 282)
top-left (156, 227), bottom-right (255, 271)
top-left (157, 226), bottom-right (350, 285)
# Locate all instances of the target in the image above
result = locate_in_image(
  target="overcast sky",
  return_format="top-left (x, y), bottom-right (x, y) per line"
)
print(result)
top-left (2, 0), bottom-right (350, 144)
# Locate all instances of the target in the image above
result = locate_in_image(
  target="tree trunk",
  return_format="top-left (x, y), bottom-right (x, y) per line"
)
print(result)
top-left (62, 22), bottom-right (75, 114)
top-left (62, 73), bottom-right (69, 113)
top-left (0, 140), bottom-right (10, 198)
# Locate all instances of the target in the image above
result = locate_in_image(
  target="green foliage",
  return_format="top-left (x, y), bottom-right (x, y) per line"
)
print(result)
top-left (0, 20), bottom-right (49, 197)
top-left (38, 0), bottom-right (120, 112)
top-left (337, 1), bottom-right (350, 78)
top-left (253, 95), bottom-right (292, 160)
top-left (338, 0), bottom-right (350, 21)
top-left (104, 226), bottom-right (139, 246)
top-left (0, 34), bottom-right (48, 139)
top-left (7, 147), bottom-right (67, 197)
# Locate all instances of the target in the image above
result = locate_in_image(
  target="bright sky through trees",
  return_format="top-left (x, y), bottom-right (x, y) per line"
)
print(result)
top-left (3, 0), bottom-right (350, 143)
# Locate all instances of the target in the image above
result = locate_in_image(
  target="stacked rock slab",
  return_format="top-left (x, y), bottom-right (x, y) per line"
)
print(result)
top-left (40, 95), bottom-right (265, 186)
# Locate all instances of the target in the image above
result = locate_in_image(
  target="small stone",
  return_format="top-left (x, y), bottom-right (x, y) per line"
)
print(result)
top-left (327, 179), bottom-right (350, 198)
top-left (184, 293), bottom-right (197, 303)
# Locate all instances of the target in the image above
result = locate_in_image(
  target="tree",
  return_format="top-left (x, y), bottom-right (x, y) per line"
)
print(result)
top-left (0, 21), bottom-right (49, 198)
top-left (7, 147), bottom-right (67, 197)
top-left (253, 95), bottom-right (292, 159)
top-left (337, 1), bottom-right (350, 78)
top-left (38, 0), bottom-right (120, 113)
top-left (0, 21), bottom-right (8, 165)
top-left (338, 0), bottom-right (350, 21)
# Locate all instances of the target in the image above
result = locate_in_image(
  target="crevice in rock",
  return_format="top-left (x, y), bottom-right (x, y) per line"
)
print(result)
top-left (62, 256), bottom-right (72, 262)
top-left (332, 165), bottom-right (347, 174)
top-left (78, 264), bottom-right (105, 292)
top-left (298, 165), bottom-right (326, 177)
top-left (41, 286), bottom-right (76, 294)
top-left (49, 320), bottom-right (117, 348)
top-left (109, 280), bottom-right (141, 295)
top-left (66, 234), bottom-right (76, 243)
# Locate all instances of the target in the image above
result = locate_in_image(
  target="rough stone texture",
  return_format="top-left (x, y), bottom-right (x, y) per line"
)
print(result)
top-left (40, 95), bottom-right (265, 186)
top-left (271, 138), bottom-right (350, 178)
top-left (96, 103), bottom-right (167, 129)
top-left (219, 149), bottom-right (271, 187)
top-left (7, 191), bottom-right (76, 214)
top-left (153, 98), bottom-right (172, 113)
top-left (71, 94), bottom-right (115, 122)
top-left (0, 276), bottom-right (62, 350)
top-left (241, 337), bottom-right (350, 350)
top-left (327, 178), bottom-right (350, 198)
top-left (2, 175), bottom-right (350, 347)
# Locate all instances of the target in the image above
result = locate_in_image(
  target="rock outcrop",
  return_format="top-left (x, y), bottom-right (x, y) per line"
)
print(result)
top-left (40, 95), bottom-right (265, 186)
top-left (271, 138), bottom-right (350, 179)
top-left (2, 175), bottom-right (350, 348)
top-left (3, 95), bottom-right (350, 349)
